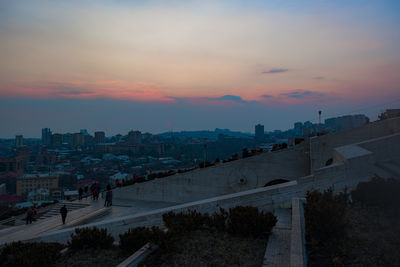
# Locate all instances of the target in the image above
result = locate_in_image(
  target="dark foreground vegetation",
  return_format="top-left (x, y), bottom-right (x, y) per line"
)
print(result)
top-left (0, 206), bottom-right (276, 267)
top-left (142, 206), bottom-right (276, 266)
top-left (305, 178), bottom-right (400, 266)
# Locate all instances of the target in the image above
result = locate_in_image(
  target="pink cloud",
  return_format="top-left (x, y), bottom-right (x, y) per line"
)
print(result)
top-left (0, 80), bottom-right (177, 103)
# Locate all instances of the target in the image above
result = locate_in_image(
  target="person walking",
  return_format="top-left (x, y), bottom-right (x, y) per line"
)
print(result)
top-left (84, 184), bottom-right (89, 199)
top-left (104, 184), bottom-right (113, 207)
top-left (26, 206), bottom-right (36, 224)
top-left (60, 204), bottom-right (68, 224)
top-left (78, 187), bottom-right (83, 200)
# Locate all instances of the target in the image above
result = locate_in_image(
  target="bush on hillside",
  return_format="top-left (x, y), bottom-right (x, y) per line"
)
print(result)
top-left (163, 210), bottom-right (212, 233)
top-left (351, 177), bottom-right (400, 209)
top-left (119, 226), bottom-right (167, 254)
top-left (305, 189), bottom-right (348, 251)
top-left (0, 241), bottom-right (65, 267)
top-left (227, 206), bottom-right (277, 238)
top-left (162, 206), bottom-right (276, 238)
top-left (68, 227), bottom-right (114, 250)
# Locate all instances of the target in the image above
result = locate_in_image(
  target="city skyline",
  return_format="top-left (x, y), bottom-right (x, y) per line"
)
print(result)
top-left (1, 0), bottom-right (400, 137)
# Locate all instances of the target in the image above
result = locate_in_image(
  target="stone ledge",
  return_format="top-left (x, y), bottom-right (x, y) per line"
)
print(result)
top-left (117, 242), bottom-right (158, 267)
top-left (290, 197), bottom-right (306, 267)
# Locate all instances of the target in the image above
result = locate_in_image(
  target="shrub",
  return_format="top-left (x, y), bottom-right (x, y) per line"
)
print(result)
top-left (226, 206), bottom-right (277, 238)
top-left (0, 241), bottom-right (65, 267)
top-left (162, 206), bottom-right (276, 238)
top-left (68, 227), bottom-right (114, 250)
top-left (119, 226), bottom-right (167, 253)
top-left (119, 227), bottom-right (152, 253)
top-left (163, 210), bottom-right (211, 233)
top-left (351, 177), bottom-right (400, 208)
top-left (305, 189), bottom-right (348, 250)
top-left (211, 208), bottom-right (229, 232)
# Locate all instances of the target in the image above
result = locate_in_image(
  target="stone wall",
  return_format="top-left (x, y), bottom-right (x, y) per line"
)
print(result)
top-left (116, 146), bottom-right (309, 203)
top-left (310, 117), bottom-right (400, 171)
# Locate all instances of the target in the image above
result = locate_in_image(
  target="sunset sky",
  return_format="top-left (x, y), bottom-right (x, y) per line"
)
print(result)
top-left (1, 0), bottom-right (400, 137)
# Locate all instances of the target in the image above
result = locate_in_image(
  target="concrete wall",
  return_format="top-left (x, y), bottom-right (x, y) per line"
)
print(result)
top-left (116, 146), bottom-right (309, 203)
top-left (310, 117), bottom-right (400, 171)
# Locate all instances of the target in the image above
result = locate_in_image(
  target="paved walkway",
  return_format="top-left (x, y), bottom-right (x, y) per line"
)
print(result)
top-left (0, 198), bottom-right (108, 245)
top-left (263, 208), bottom-right (292, 267)
top-left (0, 190), bottom-right (175, 246)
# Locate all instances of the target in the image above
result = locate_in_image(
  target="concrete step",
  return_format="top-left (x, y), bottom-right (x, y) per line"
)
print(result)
top-left (262, 208), bottom-right (292, 267)
top-left (36, 202), bottom-right (89, 221)
top-left (0, 202), bottom-right (107, 245)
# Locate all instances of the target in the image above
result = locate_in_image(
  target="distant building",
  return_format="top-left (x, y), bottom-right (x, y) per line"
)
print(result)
top-left (325, 114), bottom-right (368, 132)
top-left (294, 122), bottom-right (303, 137)
top-left (51, 133), bottom-right (63, 147)
top-left (128, 130), bottom-right (142, 144)
top-left (41, 128), bottom-right (52, 146)
top-left (62, 133), bottom-right (72, 145)
top-left (142, 133), bottom-right (152, 142)
top-left (255, 124), bottom-right (264, 141)
top-left (94, 131), bottom-right (106, 144)
top-left (84, 135), bottom-right (94, 146)
top-left (80, 129), bottom-right (89, 135)
top-left (16, 173), bottom-right (59, 196)
top-left (72, 133), bottom-right (85, 147)
top-left (27, 188), bottom-right (50, 202)
top-left (15, 135), bottom-right (23, 147)
top-left (0, 156), bottom-right (24, 174)
top-left (379, 109), bottom-right (400, 120)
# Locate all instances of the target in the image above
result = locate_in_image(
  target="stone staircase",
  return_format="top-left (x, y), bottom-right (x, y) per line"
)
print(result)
top-left (263, 198), bottom-right (307, 267)
top-left (38, 202), bottom-right (89, 220)
top-left (263, 208), bottom-right (292, 267)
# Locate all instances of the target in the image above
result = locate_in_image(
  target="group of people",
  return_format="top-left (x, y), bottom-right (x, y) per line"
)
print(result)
top-left (78, 182), bottom-right (102, 200)
top-left (25, 205), bottom-right (68, 225)
top-left (26, 183), bottom-right (114, 226)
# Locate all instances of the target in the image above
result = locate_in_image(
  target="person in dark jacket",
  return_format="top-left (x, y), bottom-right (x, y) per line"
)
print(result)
top-left (60, 204), bottom-right (68, 224)
top-left (26, 206), bottom-right (36, 224)
top-left (78, 187), bottom-right (83, 200)
top-left (104, 184), bottom-right (113, 207)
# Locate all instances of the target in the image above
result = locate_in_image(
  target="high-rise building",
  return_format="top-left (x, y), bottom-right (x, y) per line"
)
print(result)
top-left (72, 133), bottom-right (85, 147)
top-left (15, 135), bottom-right (23, 147)
top-left (255, 124), bottom-right (264, 141)
top-left (127, 131), bottom-right (142, 144)
top-left (51, 134), bottom-right (63, 147)
top-left (41, 128), bottom-right (52, 146)
top-left (80, 129), bottom-right (89, 135)
top-left (294, 122), bottom-right (303, 137)
top-left (62, 133), bottom-right (71, 145)
top-left (94, 131), bottom-right (106, 144)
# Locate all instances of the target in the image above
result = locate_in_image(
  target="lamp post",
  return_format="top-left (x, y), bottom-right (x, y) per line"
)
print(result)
top-left (318, 110), bottom-right (322, 135)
